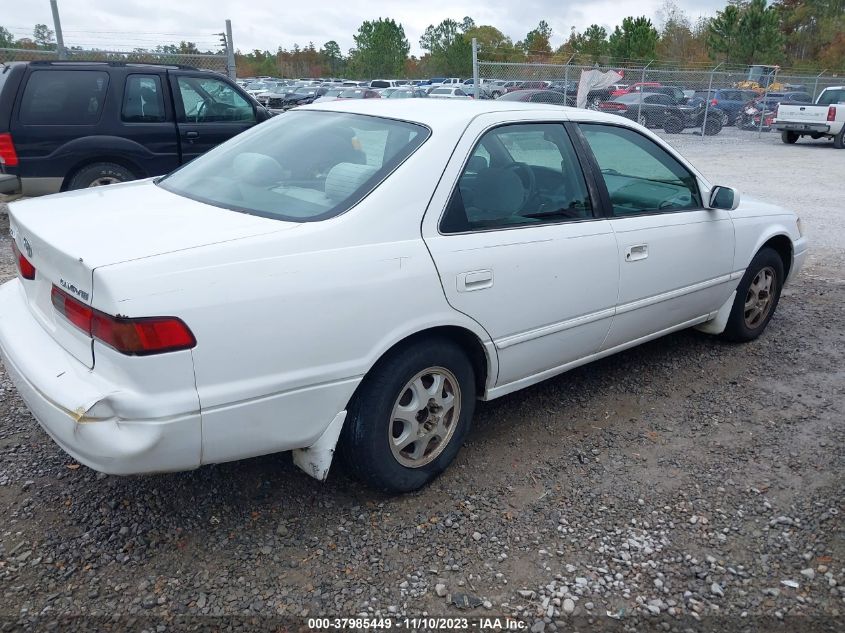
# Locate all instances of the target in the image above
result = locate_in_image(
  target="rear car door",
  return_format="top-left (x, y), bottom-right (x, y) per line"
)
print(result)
top-left (422, 116), bottom-right (619, 389)
top-left (117, 73), bottom-right (180, 176)
top-left (168, 71), bottom-right (257, 163)
top-left (575, 123), bottom-right (735, 350)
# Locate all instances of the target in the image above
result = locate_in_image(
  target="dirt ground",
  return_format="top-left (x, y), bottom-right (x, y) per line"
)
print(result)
top-left (0, 132), bottom-right (843, 632)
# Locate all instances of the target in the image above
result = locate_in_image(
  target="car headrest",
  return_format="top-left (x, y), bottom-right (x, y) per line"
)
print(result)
top-left (466, 155), bottom-right (489, 173)
top-left (232, 152), bottom-right (284, 186)
top-left (325, 162), bottom-right (378, 202)
top-left (472, 168), bottom-right (524, 215)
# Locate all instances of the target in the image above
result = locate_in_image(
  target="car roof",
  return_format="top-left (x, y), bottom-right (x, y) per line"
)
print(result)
top-left (300, 99), bottom-right (627, 129)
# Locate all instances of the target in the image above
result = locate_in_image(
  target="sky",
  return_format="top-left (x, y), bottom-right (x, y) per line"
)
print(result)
top-left (4, 0), bottom-right (727, 56)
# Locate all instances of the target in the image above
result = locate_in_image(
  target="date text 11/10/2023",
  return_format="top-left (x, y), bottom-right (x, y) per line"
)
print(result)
top-left (306, 617), bottom-right (528, 630)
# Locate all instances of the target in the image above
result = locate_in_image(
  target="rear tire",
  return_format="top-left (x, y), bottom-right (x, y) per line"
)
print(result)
top-left (68, 162), bottom-right (135, 190)
top-left (834, 126), bottom-right (845, 149)
top-left (721, 247), bottom-right (784, 342)
top-left (339, 338), bottom-right (476, 493)
top-left (781, 131), bottom-right (799, 144)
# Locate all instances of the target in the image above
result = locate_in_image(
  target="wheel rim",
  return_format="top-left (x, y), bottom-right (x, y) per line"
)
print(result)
top-left (744, 266), bottom-right (776, 329)
top-left (389, 367), bottom-right (461, 468)
top-left (88, 176), bottom-right (121, 188)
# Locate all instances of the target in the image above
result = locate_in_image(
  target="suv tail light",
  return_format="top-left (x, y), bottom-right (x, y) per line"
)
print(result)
top-left (0, 133), bottom-right (18, 167)
top-left (711, 98), bottom-right (718, 106)
top-left (51, 286), bottom-right (196, 355)
top-left (11, 242), bottom-right (36, 280)
top-left (828, 106), bottom-right (837, 122)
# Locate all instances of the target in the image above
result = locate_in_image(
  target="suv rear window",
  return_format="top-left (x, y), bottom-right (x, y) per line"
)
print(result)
top-left (20, 70), bottom-right (109, 125)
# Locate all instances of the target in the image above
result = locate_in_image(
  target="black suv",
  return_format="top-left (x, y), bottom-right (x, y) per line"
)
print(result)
top-left (0, 61), bottom-right (271, 196)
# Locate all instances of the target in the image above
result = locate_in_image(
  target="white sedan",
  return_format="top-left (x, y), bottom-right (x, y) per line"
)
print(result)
top-left (428, 87), bottom-right (472, 99)
top-left (0, 100), bottom-right (808, 492)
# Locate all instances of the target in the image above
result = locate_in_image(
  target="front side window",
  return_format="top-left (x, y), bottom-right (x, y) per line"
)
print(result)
top-left (159, 111), bottom-right (428, 222)
top-left (20, 70), bottom-right (109, 125)
top-left (176, 76), bottom-right (254, 123)
top-left (579, 123), bottom-right (701, 216)
top-left (440, 123), bottom-right (593, 234)
top-left (122, 74), bottom-right (166, 123)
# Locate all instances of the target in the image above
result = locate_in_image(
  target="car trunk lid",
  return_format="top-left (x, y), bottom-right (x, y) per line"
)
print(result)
top-left (9, 179), bottom-right (297, 367)
top-left (776, 103), bottom-right (828, 124)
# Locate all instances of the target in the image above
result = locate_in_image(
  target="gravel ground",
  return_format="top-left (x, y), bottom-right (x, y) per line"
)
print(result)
top-left (0, 135), bottom-right (844, 632)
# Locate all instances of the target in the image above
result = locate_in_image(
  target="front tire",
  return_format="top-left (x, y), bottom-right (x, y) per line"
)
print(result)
top-left (721, 247), bottom-right (784, 342)
top-left (339, 338), bottom-right (476, 492)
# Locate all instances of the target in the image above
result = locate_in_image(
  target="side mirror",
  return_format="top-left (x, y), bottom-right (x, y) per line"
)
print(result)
top-left (708, 185), bottom-right (740, 210)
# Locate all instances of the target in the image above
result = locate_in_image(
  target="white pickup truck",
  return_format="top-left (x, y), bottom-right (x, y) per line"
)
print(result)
top-left (775, 86), bottom-right (845, 147)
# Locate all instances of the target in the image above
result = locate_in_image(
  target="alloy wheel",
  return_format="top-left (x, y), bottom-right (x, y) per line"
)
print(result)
top-left (744, 266), bottom-right (776, 328)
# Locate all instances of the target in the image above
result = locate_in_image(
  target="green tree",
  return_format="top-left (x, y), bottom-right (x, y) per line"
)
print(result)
top-left (322, 40), bottom-right (343, 75)
top-left (32, 23), bottom-right (55, 50)
top-left (708, 0), bottom-right (782, 64)
top-left (608, 16), bottom-right (659, 60)
top-left (523, 20), bottom-right (553, 56)
top-left (420, 18), bottom-right (472, 75)
top-left (465, 25), bottom-right (520, 61)
top-left (348, 18), bottom-right (409, 77)
top-left (580, 24), bottom-right (609, 60)
top-left (0, 25), bottom-right (14, 48)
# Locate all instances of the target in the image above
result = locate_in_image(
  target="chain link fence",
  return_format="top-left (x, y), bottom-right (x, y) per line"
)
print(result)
top-left (0, 47), bottom-right (228, 73)
top-left (475, 59), bottom-right (843, 138)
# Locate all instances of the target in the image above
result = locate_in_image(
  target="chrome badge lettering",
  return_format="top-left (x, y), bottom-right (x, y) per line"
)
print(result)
top-left (60, 279), bottom-right (90, 302)
top-left (22, 237), bottom-right (32, 258)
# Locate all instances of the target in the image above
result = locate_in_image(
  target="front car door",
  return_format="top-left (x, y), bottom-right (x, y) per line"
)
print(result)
top-left (168, 72), bottom-right (257, 163)
top-left (422, 115), bottom-right (619, 393)
top-left (573, 122), bottom-right (735, 350)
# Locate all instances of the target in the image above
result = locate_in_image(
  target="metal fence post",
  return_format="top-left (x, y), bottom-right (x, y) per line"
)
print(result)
top-left (637, 60), bottom-right (653, 126)
top-left (758, 66), bottom-right (778, 137)
top-left (563, 54), bottom-right (575, 104)
top-left (813, 69), bottom-right (827, 101)
top-left (49, 0), bottom-right (67, 60)
top-left (472, 38), bottom-right (479, 98)
top-left (225, 19), bottom-right (236, 79)
top-left (701, 62), bottom-right (723, 140)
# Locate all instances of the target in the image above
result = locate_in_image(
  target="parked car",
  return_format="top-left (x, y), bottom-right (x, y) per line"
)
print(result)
top-left (0, 61), bottom-right (271, 196)
top-left (610, 82), bottom-right (662, 98)
top-left (0, 100), bottom-right (807, 492)
top-left (337, 88), bottom-right (381, 100)
top-left (662, 97), bottom-right (727, 135)
top-left (386, 88), bottom-right (429, 99)
top-left (370, 80), bottom-right (407, 89)
top-left (694, 89), bottom-right (764, 125)
top-left (487, 80), bottom-right (509, 98)
top-left (645, 86), bottom-right (687, 104)
top-left (428, 87), bottom-right (472, 99)
top-left (313, 88), bottom-right (345, 103)
top-left (498, 89), bottom-right (573, 107)
top-left (275, 86), bottom-right (324, 110)
top-left (775, 86), bottom-right (845, 147)
top-left (502, 81), bottom-right (525, 93)
top-left (597, 92), bottom-right (681, 128)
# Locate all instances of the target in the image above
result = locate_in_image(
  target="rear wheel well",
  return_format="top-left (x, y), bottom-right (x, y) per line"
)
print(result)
top-left (350, 326), bottom-right (490, 407)
top-left (62, 157), bottom-right (145, 191)
top-left (761, 235), bottom-right (793, 279)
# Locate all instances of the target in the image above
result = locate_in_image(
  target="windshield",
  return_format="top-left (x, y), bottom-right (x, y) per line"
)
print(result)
top-left (158, 111), bottom-right (429, 222)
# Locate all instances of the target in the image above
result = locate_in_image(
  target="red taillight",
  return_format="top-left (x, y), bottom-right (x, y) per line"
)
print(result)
top-left (0, 133), bottom-right (18, 167)
top-left (51, 286), bottom-right (196, 355)
top-left (711, 98), bottom-right (718, 106)
top-left (828, 106), bottom-right (837, 122)
top-left (11, 242), bottom-right (36, 280)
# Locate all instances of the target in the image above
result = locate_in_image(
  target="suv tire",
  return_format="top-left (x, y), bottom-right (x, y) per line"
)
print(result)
top-left (68, 162), bottom-right (135, 190)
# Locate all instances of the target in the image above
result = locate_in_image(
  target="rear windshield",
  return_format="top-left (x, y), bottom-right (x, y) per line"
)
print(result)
top-left (20, 70), bottom-right (109, 125)
top-left (818, 89), bottom-right (845, 105)
top-left (158, 111), bottom-right (429, 222)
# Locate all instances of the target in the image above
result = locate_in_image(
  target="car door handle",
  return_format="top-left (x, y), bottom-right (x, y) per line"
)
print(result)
top-left (625, 244), bottom-right (648, 262)
top-left (184, 131), bottom-right (200, 139)
top-left (457, 270), bottom-right (493, 292)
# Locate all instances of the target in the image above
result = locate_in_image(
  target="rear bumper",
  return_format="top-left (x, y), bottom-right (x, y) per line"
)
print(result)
top-left (774, 122), bottom-right (830, 133)
top-left (0, 279), bottom-right (202, 474)
top-left (0, 173), bottom-right (20, 195)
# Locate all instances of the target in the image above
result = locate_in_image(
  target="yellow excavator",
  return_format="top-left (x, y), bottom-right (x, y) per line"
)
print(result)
top-left (735, 65), bottom-right (802, 93)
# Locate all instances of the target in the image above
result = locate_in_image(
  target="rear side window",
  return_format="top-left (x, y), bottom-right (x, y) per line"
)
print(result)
top-left (122, 75), bottom-right (166, 123)
top-left (20, 70), bottom-right (109, 125)
top-left (817, 89), bottom-right (845, 105)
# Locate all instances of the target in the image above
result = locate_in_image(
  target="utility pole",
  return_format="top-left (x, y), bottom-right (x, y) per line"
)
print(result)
top-left (225, 19), bottom-right (236, 79)
top-left (472, 38), bottom-right (479, 98)
top-left (50, 0), bottom-right (67, 60)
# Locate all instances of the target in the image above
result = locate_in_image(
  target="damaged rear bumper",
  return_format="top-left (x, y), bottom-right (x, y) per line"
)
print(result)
top-left (0, 279), bottom-right (202, 474)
